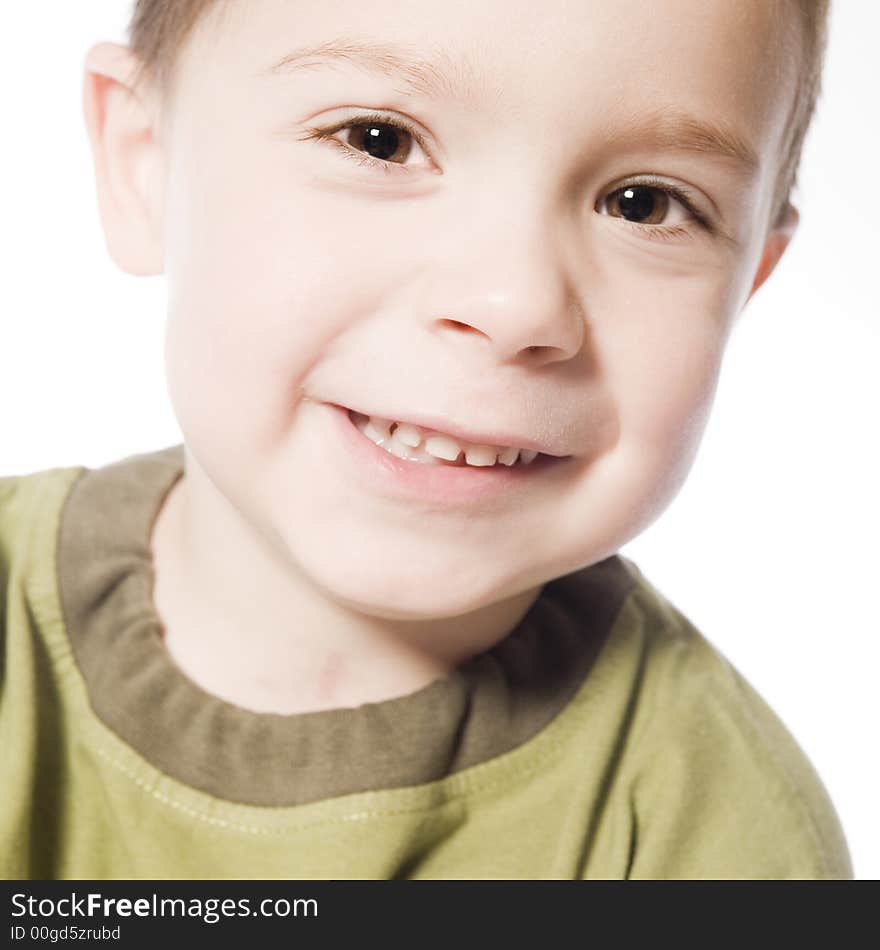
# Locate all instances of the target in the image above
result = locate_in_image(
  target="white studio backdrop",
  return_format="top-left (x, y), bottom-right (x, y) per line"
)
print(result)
top-left (1, 3), bottom-right (877, 878)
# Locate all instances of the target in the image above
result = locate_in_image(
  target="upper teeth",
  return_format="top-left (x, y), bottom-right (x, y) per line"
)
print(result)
top-left (352, 412), bottom-right (540, 467)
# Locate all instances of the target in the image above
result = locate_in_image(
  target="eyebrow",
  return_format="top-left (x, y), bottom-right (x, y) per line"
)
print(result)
top-left (265, 38), bottom-right (761, 174)
top-left (606, 107), bottom-right (761, 174)
top-left (265, 37), bottom-right (488, 105)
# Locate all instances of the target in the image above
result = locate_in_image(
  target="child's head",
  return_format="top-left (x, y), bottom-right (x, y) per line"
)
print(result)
top-left (83, 1), bottom-right (829, 620)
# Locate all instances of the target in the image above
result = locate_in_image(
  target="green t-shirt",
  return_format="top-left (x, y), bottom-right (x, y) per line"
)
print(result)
top-left (0, 445), bottom-right (852, 879)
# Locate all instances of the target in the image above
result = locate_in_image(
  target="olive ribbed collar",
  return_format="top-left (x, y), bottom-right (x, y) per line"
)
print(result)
top-left (57, 444), bottom-right (635, 806)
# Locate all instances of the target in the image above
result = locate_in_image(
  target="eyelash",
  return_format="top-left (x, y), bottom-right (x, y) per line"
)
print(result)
top-left (603, 177), bottom-right (714, 241)
top-left (298, 111), bottom-right (427, 177)
top-left (299, 112), bottom-right (714, 240)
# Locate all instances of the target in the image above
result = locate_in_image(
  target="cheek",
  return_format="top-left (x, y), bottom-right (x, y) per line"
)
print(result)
top-left (623, 306), bottom-right (723, 442)
top-left (543, 271), bottom-right (733, 571)
top-left (599, 268), bottom-right (731, 491)
top-left (162, 151), bottom-right (393, 445)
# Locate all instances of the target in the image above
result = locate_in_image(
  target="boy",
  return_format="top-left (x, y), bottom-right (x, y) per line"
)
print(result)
top-left (0, 0), bottom-right (852, 878)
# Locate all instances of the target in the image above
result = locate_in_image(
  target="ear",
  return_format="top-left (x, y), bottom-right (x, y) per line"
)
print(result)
top-left (745, 201), bottom-right (800, 302)
top-left (82, 42), bottom-right (166, 276)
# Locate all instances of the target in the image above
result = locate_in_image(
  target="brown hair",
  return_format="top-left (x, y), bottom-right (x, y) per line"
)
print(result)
top-left (127, 0), bottom-right (831, 229)
top-left (772, 0), bottom-right (831, 227)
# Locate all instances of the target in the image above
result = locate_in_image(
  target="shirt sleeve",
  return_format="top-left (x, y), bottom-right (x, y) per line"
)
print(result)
top-left (625, 650), bottom-right (853, 880)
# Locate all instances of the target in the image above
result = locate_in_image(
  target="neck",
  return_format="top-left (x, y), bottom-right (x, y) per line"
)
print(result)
top-left (149, 458), bottom-right (542, 715)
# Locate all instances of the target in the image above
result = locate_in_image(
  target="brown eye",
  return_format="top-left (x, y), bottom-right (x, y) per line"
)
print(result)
top-left (602, 184), bottom-right (673, 225)
top-left (343, 121), bottom-right (415, 165)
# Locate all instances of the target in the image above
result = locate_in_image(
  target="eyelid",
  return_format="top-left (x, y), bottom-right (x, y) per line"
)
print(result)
top-left (601, 175), bottom-right (713, 233)
top-left (297, 110), bottom-right (439, 176)
top-left (299, 116), bottom-right (725, 242)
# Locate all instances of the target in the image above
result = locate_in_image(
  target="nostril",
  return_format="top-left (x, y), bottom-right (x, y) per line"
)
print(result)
top-left (437, 318), bottom-right (484, 337)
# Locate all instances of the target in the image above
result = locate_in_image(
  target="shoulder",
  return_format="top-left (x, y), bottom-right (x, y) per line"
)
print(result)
top-left (0, 465), bottom-right (85, 567)
top-left (0, 464), bottom-right (87, 657)
top-left (0, 462), bottom-right (85, 502)
top-left (0, 472), bottom-right (26, 546)
top-left (612, 556), bottom-right (853, 879)
top-left (0, 464), bottom-right (86, 877)
top-left (1, 464), bottom-right (83, 522)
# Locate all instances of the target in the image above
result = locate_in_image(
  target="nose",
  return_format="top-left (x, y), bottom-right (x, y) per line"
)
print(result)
top-left (421, 201), bottom-right (586, 368)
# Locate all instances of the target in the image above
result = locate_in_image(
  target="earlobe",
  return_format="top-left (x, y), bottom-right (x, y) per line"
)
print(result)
top-left (82, 42), bottom-right (166, 276)
top-left (747, 201), bottom-right (800, 301)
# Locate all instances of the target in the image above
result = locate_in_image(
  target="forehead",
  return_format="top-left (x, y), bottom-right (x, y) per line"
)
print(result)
top-left (180, 0), bottom-right (798, 173)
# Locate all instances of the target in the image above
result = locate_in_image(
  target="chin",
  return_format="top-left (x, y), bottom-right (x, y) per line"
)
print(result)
top-left (306, 550), bottom-right (521, 621)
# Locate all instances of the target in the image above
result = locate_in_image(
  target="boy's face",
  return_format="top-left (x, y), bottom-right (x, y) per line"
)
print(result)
top-left (97, 0), bottom-right (799, 619)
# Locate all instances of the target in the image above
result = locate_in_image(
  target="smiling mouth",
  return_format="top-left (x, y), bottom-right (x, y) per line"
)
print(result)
top-left (347, 409), bottom-right (551, 469)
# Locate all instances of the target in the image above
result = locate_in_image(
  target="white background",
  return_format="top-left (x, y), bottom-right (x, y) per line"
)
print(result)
top-left (1, 3), bottom-right (877, 878)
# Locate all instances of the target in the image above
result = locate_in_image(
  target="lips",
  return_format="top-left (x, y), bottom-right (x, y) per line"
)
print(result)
top-left (338, 404), bottom-right (569, 459)
top-left (349, 410), bottom-right (543, 467)
top-left (324, 401), bottom-right (573, 506)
